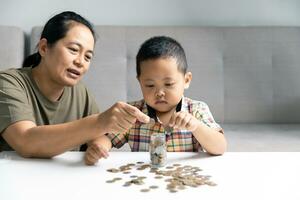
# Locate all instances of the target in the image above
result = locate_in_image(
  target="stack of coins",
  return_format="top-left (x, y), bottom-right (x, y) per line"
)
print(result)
top-left (149, 133), bottom-right (167, 167)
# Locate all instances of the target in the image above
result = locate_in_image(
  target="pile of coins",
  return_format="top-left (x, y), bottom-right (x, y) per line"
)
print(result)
top-left (106, 161), bottom-right (217, 193)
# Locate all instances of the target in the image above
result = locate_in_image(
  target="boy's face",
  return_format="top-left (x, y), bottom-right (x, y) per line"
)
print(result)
top-left (137, 57), bottom-right (192, 113)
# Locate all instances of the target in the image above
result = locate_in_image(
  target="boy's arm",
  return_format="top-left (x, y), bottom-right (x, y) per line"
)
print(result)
top-left (191, 122), bottom-right (227, 155)
top-left (188, 101), bottom-right (226, 155)
top-left (169, 110), bottom-right (227, 155)
top-left (84, 135), bottom-right (112, 165)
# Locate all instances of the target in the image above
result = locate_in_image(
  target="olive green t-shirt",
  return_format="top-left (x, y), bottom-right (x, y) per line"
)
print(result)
top-left (0, 68), bottom-right (99, 151)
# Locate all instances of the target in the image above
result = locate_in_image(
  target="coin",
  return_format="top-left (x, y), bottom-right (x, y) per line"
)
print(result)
top-left (206, 181), bottom-right (217, 186)
top-left (166, 166), bottom-right (174, 169)
top-left (131, 178), bottom-right (145, 185)
top-left (123, 182), bottom-right (132, 187)
top-left (140, 188), bottom-right (150, 192)
top-left (107, 168), bottom-right (119, 173)
top-left (149, 185), bottom-right (159, 189)
top-left (177, 185), bottom-right (186, 190)
top-left (137, 164), bottom-right (151, 170)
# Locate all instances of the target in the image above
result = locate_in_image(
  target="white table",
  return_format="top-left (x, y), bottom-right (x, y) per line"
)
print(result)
top-left (0, 151), bottom-right (299, 200)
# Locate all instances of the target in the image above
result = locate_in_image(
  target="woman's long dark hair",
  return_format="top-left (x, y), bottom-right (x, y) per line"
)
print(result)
top-left (22, 11), bottom-right (96, 68)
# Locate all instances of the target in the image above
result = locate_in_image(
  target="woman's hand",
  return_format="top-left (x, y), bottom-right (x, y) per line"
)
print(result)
top-left (98, 102), bottom-right (150, 134)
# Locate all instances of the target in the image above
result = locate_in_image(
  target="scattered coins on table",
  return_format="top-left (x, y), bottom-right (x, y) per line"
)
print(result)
top-left (106, 162), bottom-right (217, 193)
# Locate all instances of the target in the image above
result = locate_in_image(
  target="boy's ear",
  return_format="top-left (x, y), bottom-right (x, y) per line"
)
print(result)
top-left (184, 72), bottom-right (192, 89)
top-left (38, 38), bottom-right (48, 57)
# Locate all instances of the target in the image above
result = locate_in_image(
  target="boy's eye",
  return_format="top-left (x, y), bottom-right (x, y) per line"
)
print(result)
top-left (165, 83), bottom-right (175, 87)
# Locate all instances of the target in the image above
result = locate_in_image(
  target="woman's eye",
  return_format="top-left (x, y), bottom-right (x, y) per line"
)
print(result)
top-left (69, 47), bottom-right (78, 52)
top-left (85, 55), bottom-right (92, 62)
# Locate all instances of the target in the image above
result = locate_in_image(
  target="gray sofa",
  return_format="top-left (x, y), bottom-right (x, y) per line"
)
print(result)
top-left (1, 26), bottom-right (300, 151)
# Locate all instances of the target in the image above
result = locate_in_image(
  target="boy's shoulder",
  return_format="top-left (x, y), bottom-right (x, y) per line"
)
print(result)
top-left (183, 96), bottom-right (210, 109)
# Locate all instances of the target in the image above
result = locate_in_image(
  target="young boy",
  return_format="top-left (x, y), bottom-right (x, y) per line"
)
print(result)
top-left (84, 36), bottom-right (227, 165)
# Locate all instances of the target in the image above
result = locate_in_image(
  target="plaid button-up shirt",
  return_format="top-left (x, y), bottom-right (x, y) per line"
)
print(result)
top-left (107, 97), bottom-right (223, 152)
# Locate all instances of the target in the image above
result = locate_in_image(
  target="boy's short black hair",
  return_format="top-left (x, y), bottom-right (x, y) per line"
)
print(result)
top-left (136, 36), bottom-right (188, 77)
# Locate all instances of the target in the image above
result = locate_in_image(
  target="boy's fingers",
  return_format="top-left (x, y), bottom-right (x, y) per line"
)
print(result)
top-left (92, 144), bottom-right (109, 159)
top-left (169, 112), bottom-right (178, 127)
top-left (88, 147), bottom-right (100, 160)
top-left (85, 153), bottom-right (97, 165)
top-left (176, 112), bottom-right (187, 127)
top-left (186, 117), bottom-right (193, 129)
top-left (90, 144), bottom-right (101, 156)
top-left (99, 147), bottom-right (109, 158)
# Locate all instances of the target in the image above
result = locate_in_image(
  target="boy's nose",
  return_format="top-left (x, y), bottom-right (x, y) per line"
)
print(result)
top-left (155, 89), bottom-right (165, 97)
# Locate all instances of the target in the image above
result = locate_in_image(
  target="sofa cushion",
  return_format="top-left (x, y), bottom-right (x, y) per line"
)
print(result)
top-left (0, 26), bottom-right (24, 70)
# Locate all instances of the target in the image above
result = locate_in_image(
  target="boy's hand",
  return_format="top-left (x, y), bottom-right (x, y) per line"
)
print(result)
top-left (84, 142), bottom-right (109, 165)
top-left (169, 111), bottom-right (200, 132)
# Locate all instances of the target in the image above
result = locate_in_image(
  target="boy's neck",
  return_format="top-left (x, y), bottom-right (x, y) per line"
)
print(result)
top-left (156, 107), bottom-right (177, 126)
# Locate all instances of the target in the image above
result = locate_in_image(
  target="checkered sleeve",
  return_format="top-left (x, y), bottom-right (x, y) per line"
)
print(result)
top-left (193, 101), bottom-right (224, 134)
top-left (106, 132), bottom-right (129, 149)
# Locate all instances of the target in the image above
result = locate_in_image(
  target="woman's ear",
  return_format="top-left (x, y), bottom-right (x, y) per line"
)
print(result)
top-left (38, 38), bottom-right (48, 57)
top-left (184, 72), bottom-right (192, 89)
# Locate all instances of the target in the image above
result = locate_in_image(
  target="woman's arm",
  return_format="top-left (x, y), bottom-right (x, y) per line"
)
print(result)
top-left (2, 102), bottom-right (149, 158)
top-left (2, 114), bottom-right (103, 158)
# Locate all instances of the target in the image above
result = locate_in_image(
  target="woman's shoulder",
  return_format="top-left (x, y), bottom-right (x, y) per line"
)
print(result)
top-left (0, 67), bottom-right (28, 77)
top-left (0, 68), bottom-right (31, 86)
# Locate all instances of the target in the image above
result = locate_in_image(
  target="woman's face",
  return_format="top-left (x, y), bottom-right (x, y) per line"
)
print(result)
top-left (40, 24), bottom-right (95, 87)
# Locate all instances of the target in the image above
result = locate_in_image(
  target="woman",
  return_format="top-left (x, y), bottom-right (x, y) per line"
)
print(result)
top-left (0, 11), bottom-right (149, 158)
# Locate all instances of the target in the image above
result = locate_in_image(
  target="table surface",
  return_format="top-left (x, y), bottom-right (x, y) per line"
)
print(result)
top-left (0, 151), bottom-right (299, 200)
